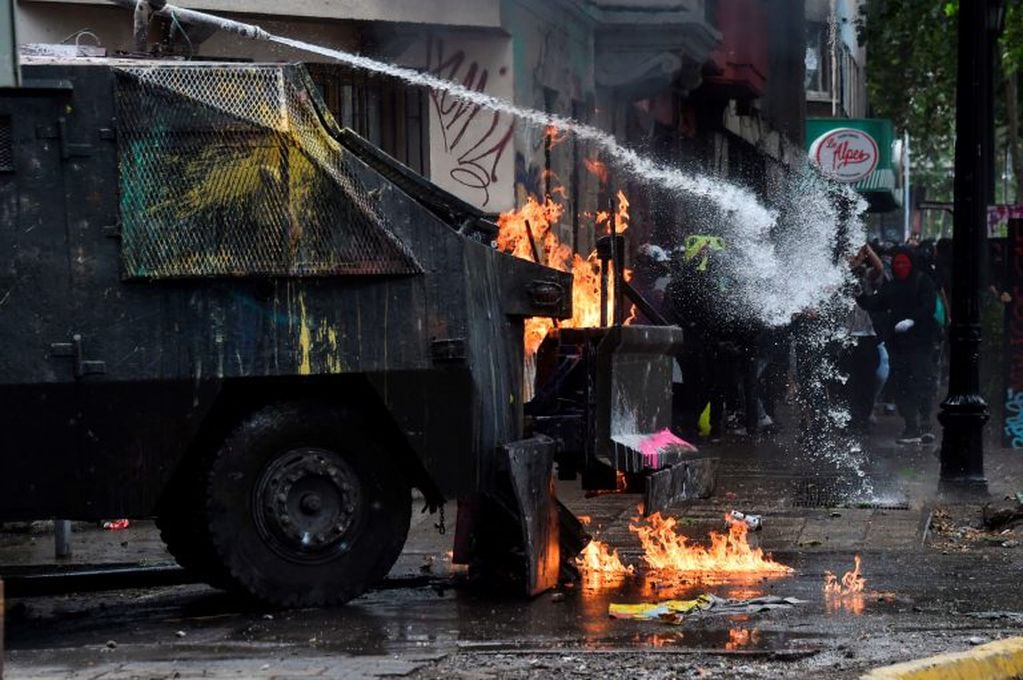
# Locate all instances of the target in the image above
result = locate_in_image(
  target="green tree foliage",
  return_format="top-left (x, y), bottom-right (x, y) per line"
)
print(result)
top-left (858, 0), bottom-right (1022, 203)
top-left (1002, 2), bottom-right (1023, 73)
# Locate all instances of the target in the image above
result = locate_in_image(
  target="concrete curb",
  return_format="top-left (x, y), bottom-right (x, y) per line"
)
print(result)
top-left (861, 636), bottom-right (1023, 680)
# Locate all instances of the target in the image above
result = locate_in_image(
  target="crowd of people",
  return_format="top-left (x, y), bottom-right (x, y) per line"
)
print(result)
top-left (649, 237), bottom-right (954, 446)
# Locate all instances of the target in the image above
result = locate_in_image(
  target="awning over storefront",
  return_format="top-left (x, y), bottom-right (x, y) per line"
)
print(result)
top-left (806, 118), bottom-right (902, 213)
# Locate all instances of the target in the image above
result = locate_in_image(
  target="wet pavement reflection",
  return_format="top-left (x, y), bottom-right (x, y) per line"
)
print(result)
top-left (8, 546), bottom-right (1023, 680)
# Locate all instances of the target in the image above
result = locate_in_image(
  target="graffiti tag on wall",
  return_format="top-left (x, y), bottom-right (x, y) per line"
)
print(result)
top-left (1006, 388), bottom-right (1023, 448)
top-left (422, 36), bottom-right (513, 207)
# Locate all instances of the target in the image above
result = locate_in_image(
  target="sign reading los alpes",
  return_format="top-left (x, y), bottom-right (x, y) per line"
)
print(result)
top-left (809, 128), bottom-right (879, 183)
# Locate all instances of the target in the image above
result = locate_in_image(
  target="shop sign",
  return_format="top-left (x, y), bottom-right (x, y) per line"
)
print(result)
top-left (809, 127), bottom-right (879, 183)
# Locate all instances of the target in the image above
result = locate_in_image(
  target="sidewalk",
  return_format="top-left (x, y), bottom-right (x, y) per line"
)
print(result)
top-left (1, 414), bottom-right (1019, 573)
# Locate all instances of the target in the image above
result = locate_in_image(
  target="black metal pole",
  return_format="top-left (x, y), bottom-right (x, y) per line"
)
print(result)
top-left (938, 0), bottom-right (1000, 496)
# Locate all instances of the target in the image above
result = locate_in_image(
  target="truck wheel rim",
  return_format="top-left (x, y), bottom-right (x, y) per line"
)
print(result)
top-left (252, 447), bottom-right (362, 564)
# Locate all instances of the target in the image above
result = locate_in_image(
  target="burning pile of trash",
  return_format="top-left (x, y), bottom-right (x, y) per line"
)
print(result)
top-left (577, 511), bottom-right (791, 581)
top-left (577, 514), bottom-right (895, 623)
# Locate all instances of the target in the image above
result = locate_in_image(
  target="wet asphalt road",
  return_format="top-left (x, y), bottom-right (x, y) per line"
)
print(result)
top-left (5, 547), bottom-right (1023, 679)
top-left (4, 426), bottom-right (1023, 678)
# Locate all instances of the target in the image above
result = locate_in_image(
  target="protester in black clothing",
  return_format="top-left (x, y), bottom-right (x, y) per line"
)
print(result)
top-left (756, 326), bottom-right (790, 430)
top-left (665, 235), bottom-right (761, 441)
top-left (664, 239), bottom-right (720, 441)
top-left (836, 244), bottom-right (885, 434)
top-left (856, 246), bottom-right (938, 444)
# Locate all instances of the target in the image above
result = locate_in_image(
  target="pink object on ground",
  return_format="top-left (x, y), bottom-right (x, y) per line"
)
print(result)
top-left (102, 519), bottom-right (130, 531)
top-left (639, 428), bottom-right (697, 458)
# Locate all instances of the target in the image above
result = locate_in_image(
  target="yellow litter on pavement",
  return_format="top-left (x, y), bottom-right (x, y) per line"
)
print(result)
top-left (609, 594), bottom-right (804, 625)
top-left (609, 595), bottom-right (713, 624)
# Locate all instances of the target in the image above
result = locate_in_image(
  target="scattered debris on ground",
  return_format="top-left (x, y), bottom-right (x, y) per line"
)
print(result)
top-left (929, 504), bottom-right (1020, 552)
top-left (609, 594), bottom-right (804, 624)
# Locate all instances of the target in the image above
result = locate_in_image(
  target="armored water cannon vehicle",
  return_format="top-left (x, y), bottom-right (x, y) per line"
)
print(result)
top-left (0, 2), bottom-right (712, 607)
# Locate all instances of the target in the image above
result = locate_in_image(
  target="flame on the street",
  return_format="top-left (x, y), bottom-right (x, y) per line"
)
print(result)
top-left (630, 513), bottom-right (793, 574)
top-left (824, 555), bottom-right (868, 614)
top-left (824, 554), bottom-right (866, 595)
top-left (497, 190), bottom-right (635, 355)
top-left (577, 539), bottom-right (634, 582)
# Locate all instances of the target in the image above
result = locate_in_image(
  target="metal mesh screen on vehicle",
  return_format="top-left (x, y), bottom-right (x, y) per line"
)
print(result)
top-left (115, 64), bottom-right (422, 279)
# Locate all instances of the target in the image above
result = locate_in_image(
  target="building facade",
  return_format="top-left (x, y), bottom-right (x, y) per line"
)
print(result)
top-left (804, 0), bottom-right (867, 120)
top-left (14, 0), bottom-right (813, 262)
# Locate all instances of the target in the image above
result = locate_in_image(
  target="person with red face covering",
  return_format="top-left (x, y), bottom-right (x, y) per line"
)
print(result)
top-left (856, 246), bottom-right (939, 444)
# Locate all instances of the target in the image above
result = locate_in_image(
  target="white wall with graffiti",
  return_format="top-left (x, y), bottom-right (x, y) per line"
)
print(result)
top-left (398, 33), bottom-right (516, 213)
top-left (394, 1), bottom-right (597, 220)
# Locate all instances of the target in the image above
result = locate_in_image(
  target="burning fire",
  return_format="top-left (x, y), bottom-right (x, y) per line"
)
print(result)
top-left (576, 511), bottom-right (792, 588)
top-left (824, 555), bottom-right (869, 615)
top-left (584, 157), bottom-right (610, 185)
top-left (598, 190), bottom-right (631, 234)
top-left (577, 540), bottom-right (634, 576)
top-left (630, 513), bottom-right (793, 574)
top-left (497, 188), bottom-right (635, 355)
top-left (544, 124), bottom-right (569, 150)
top-left (824, 554), bottom-right (866, 595)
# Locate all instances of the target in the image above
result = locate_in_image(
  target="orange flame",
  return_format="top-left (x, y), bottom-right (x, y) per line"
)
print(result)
top-left (497, 191), bottom-right (635, 355)
top-left (577, 539), bottom-right (635, 586)
top-left (584, 157), bottom-right (610, 185)
top-left (545, 124), bottom-right (569, 150)
top-left (630, 513), bottom-right (793, 574)
top-left (613, 190), bottom-right (630, 234)
top-left (578, 540), bottom-right (634, 574)
top-left (824, 555), bottom-right (880, 615)
top-left (593, 192), bottom-right (631, 234)
top-left (824, 554), bottom-right (866, 595)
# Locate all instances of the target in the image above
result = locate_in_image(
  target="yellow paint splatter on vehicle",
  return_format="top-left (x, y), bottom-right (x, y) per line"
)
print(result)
top-left (297, 292), bottom-right (312, 375)
top-left (317, 320), bottom-right (343, 373)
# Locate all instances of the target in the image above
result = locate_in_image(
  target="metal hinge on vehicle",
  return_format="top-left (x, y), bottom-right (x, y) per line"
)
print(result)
top-left (50, 334), bottom-right (107, 378)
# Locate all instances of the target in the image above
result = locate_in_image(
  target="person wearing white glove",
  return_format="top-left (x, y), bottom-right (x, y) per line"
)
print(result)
top-left (894, 319), bottom-right (914, 334)
top-left (855, 247), bottom-right (939, 445)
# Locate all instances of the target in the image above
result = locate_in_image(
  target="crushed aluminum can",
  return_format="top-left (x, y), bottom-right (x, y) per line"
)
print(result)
top-left (729, 510), bottom-right (762, 531)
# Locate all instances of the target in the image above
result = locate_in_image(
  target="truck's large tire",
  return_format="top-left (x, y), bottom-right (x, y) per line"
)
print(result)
top-left (205, 402), bottom-right (411, 607)
top-left (155, 465), bottom-right (230, 589)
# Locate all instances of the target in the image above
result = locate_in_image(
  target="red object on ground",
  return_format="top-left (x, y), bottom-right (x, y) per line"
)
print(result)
top-left (102, 519), bottom-right (130, 531)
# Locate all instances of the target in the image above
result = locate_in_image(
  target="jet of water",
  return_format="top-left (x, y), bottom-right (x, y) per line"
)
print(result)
top-left (268, 38), bottom-right (776, 229)
top-left (112, 0), bottom-right (864, 327)
top-left (267, 35), bottom-right (867, 325)
top-left (267, 35), bottom-right (878, 493)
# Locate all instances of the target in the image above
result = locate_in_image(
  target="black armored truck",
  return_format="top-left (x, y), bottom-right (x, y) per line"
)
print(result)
top-left (0, 38), bottom-right (711, 605)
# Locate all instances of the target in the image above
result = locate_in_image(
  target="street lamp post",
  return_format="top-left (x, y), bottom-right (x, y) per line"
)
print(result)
top-left (938, 0), bottom-right (1004, 496)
